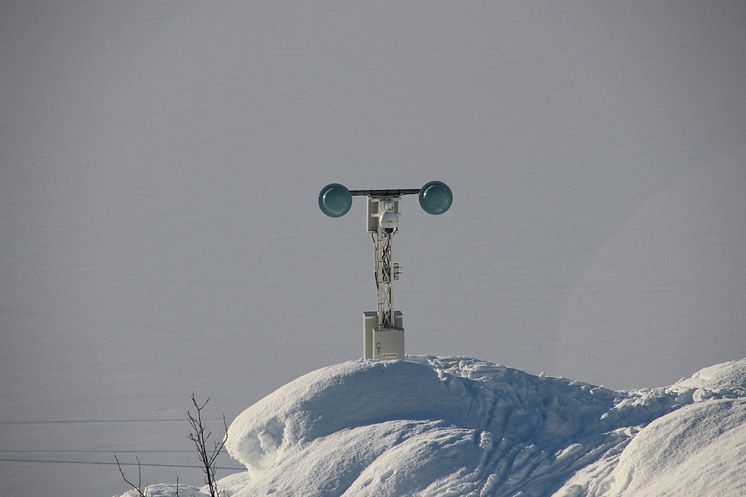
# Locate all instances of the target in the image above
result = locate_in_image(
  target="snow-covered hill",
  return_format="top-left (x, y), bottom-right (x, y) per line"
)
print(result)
top-left (121, 356), bottom-right (746, 497)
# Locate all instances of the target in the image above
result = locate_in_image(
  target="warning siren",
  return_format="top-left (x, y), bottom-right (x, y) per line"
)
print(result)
top-left (318, 181), bottom-right (452, 361)
top-left (318, 181), bottom-right (452, 217)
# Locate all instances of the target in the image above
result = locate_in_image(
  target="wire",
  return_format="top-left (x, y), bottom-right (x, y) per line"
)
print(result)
top-left (0, 417), bottom-right (230, 426)
top-left (0, 450), bottom-right (192, 453)
top-left (0, 456), bottom-right (243, 471)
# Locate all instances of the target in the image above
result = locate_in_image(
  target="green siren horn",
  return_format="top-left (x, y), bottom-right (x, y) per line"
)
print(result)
top-left (318, 183), bottom-right (352, 217)
top-left (418, 181), bottom-right (452, 215)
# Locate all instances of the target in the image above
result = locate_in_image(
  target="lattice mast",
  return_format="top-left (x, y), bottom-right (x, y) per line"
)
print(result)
top-left (369, 197), bottom-right (401, 329)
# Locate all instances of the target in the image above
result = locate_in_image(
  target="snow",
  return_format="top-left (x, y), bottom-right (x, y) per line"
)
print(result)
top-left (122, 356), bottom-right (746, 497)
top-left (597, 399), bottom-right (746, 497)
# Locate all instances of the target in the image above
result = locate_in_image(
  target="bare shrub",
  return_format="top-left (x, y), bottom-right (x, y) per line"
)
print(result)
top-left (187, 393), bottom-right (228, 497)
top-left (114, 454), bottom-right (147, 497)
top-left (114, 393), bottom-right (227, 497)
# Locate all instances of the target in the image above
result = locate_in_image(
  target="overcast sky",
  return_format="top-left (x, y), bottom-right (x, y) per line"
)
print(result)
top-left (1, 1), bottom-right (746, 494)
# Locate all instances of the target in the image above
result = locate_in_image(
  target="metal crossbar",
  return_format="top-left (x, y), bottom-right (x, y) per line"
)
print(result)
top-left (350, 188), bottom-right (420, 197)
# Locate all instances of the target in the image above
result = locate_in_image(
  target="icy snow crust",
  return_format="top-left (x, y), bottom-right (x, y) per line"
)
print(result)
top-left (218, 356), bottom-right (746, 497)
top-left (124, 357), bottom-right (746, 497)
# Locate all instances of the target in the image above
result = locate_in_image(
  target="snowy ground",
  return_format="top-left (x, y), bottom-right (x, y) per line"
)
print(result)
top-left (120, 356), bottom-right (746, 497)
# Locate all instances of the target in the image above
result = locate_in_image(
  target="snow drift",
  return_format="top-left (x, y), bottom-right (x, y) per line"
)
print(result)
top-left (121, 357), bottom-right (746, 497)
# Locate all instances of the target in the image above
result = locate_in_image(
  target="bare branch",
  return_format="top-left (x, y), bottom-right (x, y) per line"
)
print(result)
top-left (114, 394), bottom-right (227, 497)
top-left (187, 394), bottom-right (228, 497)
top-left (114, 453), bottom-right (147, 497)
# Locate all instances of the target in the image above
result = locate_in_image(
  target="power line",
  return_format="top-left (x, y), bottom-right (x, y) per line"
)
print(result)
top-left (0, 450), bottom-right (192, 454)
top-left (0, 457), bottom-right (243, 471)
top-left (0, 417), bottom-right (230, 426)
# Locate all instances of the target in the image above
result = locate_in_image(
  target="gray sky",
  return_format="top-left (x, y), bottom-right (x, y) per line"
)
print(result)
top-left (1, 1), bottom-right (746, 494)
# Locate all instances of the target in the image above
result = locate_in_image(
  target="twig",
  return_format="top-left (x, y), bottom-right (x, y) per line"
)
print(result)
top-left (187, 394), bottom-right (228, 497)
top-left (114, 453), bottom-right (147, 497)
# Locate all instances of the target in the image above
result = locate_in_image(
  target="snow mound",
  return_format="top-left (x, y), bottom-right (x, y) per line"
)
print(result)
top-left (670, 358), bottom-right (746, 400)
top-left (219, 356), bottom-right (746, 497)
top-left (119, 357), bottom-right (746, 497)
top-left (598, 398), bottom-right (746, 497)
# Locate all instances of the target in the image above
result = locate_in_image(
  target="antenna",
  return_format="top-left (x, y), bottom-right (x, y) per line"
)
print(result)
top-left (319, 181), bottom-right (453, 360)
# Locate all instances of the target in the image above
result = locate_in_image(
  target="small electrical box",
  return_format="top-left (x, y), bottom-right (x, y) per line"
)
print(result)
top-left (367, 197), bottom-right (399, 232)
top-left (363, 311), bottom-right (403, 360)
